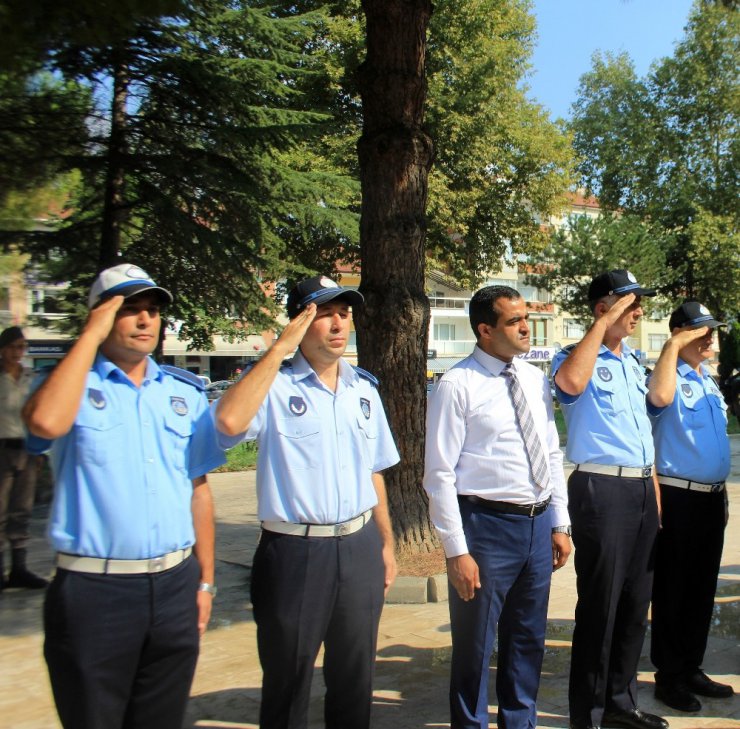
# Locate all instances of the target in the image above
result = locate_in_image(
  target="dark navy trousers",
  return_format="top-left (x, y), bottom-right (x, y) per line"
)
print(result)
top-left (651, 485), bottom-right (726, 682)
top-left (251, 519), bottom-right (386, 729)
top-left (449, 497), bottom-right (552, 729)
top-left (567, 471), bottom-right (659, 728)
top-left (44, 555), bottom-right (201, 729)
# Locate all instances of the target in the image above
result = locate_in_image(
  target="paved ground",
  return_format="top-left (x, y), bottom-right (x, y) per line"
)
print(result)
top-left (2, 440), bottom-right (739, 728)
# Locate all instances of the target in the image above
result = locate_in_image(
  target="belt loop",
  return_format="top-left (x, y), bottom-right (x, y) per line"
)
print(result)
top-left (529, 503), bottom-right (536, 518)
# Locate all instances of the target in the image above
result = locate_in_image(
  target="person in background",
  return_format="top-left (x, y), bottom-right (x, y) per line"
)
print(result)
top-left (0, 325), bottom-right (47, 590)
top-left (647, 302), bottom-right (734, 712)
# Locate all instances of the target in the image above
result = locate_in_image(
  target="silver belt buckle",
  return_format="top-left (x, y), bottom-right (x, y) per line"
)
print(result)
top-left (710, 482), bottom-right (723, 492)
top-left (148, 556), bottom-right (165, 572)
top-left (642, 467), bottom-right (652, 478)
top-left (336, 521), bottom-right (351, 537)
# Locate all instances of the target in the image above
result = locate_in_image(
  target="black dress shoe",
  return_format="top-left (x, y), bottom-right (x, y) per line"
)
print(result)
top-left (602, 708), bottom-right (669, 729)
top-left (655, 682), bottom-right (701, 712)
top-left (570, 724), bottom-right (601, 729)
top-left (685, 669), bottom-right (734, 698)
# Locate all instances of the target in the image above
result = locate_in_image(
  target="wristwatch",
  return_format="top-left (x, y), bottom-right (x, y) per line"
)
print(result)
top-left (552, 525), bottom-right (572, 537)
top-left (198, 582), bottom-right (218, 598)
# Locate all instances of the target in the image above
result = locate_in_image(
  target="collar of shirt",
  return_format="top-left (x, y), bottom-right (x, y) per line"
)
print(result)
top-left (290, 349), bottom-right (357, 391)
top-left (471, 344), bottom-right (510, 376)
top-left (94, 352), bottom-right (163, 385)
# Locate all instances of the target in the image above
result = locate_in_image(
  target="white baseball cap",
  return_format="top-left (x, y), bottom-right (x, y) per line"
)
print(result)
top-left (88, 263), bottom-right (173, 309)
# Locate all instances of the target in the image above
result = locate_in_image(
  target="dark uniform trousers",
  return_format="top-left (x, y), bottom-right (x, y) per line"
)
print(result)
top-left (0, 443), bottom-right (34, 549)
top-left (251, 518), bottom-right (385, 729)
top-left (449, 497), bottom-right (552, 729)
top-left (651, 485), bottom-right (726, 682)
top-left (44, 555), bottom-right (201, 729)
top-left (567, 471), bottom-right (659, 728)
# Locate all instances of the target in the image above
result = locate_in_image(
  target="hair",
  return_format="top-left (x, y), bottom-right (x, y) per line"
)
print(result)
top-left (0, 326), bottom-right (24, 349)
top-left (589, 293), bottom-right (618, 315)
top-left (469, 286), bottom-right (521, 339)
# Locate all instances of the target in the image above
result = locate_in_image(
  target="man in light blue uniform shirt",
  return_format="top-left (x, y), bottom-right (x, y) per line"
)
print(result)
top-left (647, 302), bottom-right (733, 713)
top-left (23, 263), bottom-right (224, 729)
top-left (214, 275), bottom-right (399, 729)
top-left (551, 270), bottom-right (670, 729)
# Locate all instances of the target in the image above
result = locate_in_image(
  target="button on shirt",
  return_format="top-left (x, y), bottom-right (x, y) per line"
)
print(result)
top-left (0, 367), bottom-right (33, 438)
top-left (215, 350), bottom-right (400, 524)
top-left (27, 355), bottom-right (225, 559)
top-left (649, 359), bottom-right (730, 483)
top-left (423, 347), bottom-right (569, 558)
top-left (552, 342), bottom-right (654, 468)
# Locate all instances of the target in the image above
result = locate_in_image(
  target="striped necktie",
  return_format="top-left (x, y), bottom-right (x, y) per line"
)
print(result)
top-left (502, 363), bottom-right (549, 490)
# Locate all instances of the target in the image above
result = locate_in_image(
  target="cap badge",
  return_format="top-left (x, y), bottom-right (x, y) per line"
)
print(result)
top-left (88, 388), bottom-right (106, 409)
top-left (319, 276), bottom-right (339, 289)
top-left (289, 396), bottom-right (307, 416)
top-left (125, 265), bottom-right (149, 280)
top-left (681, 384), bottom-right (693, 398)
top-left (597, 367), bottom-right (612, 382)
top-left (360, 397), bottom-right (371, 419)
top-left (627, 271), bottom-right (637, 283)
top-left (170, 396), bottom-right (188, 415)
top-left (699, 305), bottom-right (710, 316)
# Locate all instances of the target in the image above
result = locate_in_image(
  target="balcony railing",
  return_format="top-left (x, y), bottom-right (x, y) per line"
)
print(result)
top-left (429, 339), bottom-right (476, 355)
top-left (429, 296), bottom-right (467, 310)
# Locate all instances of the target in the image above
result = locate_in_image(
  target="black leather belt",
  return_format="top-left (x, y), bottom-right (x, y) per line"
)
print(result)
top-left (0, 438), bottom-right (24, 449)
top-left (464, 495), bottom-right (551, 517)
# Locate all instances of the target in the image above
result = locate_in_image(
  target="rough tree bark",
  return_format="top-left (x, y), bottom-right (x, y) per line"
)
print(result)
top-left (99, 51), bottom-right (129, 268)
top-left (355, 0), bottom-right (436, 555)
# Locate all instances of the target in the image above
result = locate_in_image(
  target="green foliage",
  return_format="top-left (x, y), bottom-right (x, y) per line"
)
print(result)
top-left (1, 0), bottom-right (359, 347)
top-left (424, 0), bottom-right (575, 283)
top-left (214, 440), bottom-right (258, 472)
top-left (528, 214), bottom-right (673, 322)
top-left (569, 2), bottom-right (739, 320)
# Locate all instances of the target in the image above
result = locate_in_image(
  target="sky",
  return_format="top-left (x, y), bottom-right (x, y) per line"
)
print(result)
top-left (527, 0), bottom-right (697, 120)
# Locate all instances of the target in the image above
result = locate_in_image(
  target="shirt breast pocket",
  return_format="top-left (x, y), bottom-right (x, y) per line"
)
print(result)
top-left (74, 409), bottom-right (126, 467)
top-left (163, 412), bottom-right (195, 472)
top-left (681, 390), bottom-right (709, 428)
top-left (356, 415), bottom-right (378, 470)
top-left (275, 416), bottom-right (321, 470)
top-left (593, 377), bottom-right (625, 416)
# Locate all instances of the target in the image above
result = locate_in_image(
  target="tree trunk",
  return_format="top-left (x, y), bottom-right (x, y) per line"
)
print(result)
top-left (100, 51), bottom-right (129, 268)
top-left (356, 0), bottom-right (436, 556)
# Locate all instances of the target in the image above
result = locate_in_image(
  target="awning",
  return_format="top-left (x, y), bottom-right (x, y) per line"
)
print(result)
top-left (426, 357), bottom-right (466, 373)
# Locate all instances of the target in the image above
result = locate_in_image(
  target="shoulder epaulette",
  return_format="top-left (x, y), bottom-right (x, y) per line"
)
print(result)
top-left (279, 358), bottom-right (294, 371)
top-left (160, 364), bottom-right (205, 391)
top-left (562, 343), bottom-right (577, 353)
top-left (629, 351), bottom-right (641, 366)
top-left (352, 366), bottom-right (379, 387)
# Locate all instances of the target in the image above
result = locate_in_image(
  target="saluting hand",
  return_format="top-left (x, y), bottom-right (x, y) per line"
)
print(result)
top-left (84, 295), bottom-right (125, 344)
top-left (601, 293), bottom-right (637, 327)
top-left (669, 325), bottom-right (710, 348)
top-left (276, 303), bottom-right (317, 354)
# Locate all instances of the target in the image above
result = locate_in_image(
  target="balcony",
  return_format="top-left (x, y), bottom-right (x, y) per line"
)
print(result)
top-left (429, 295), bottom-right (468, 311)
top-left (429, 339), bottom-right (476, 356)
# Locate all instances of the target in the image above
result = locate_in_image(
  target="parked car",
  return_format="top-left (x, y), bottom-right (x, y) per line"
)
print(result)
top-left (205, 380), bottom-right (232, 402)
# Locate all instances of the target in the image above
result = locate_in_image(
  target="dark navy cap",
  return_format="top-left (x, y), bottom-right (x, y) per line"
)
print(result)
top-left (286, 275), bottom-right (363, 319)
top-left (588, 269), bottom-right (656, 300)
top-left (669, 301), bottom-right (725, 330)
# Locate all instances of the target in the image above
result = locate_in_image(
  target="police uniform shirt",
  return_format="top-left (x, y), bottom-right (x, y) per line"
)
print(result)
top-left (551, 342), bottom-right (654, 467)
top-left (216, 349), bottom-right (400, 525)
top-left (28, 354), bottom-right (225, 559)
top-left (424, 346), bottom-right (569, 558)
top-left (649, 359), bottom-right (730, 484)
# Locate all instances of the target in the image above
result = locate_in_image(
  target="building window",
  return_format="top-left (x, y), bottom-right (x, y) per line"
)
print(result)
top-left (530, 318), bottom-right (547, 347)
top-left (29, 288), bottom-right (63, 315)
top-left (434, 323), bottom-right (456, 341)
top-left (649, 333), bottom-right (668, 351)
top-left (563, 318), bottom-right (585, 338)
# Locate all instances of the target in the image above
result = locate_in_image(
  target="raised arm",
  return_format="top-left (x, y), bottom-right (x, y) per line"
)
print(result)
top-left (555, 294), bottom-right (636, 396)
top-left (214, 304), bottom-right (317, 436)
top-left (647, 326), bottom-right (709, 407)
top-left (23, 296), bottom-right (124, 439)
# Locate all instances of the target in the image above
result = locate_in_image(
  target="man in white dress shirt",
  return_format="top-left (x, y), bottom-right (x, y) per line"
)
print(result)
top-left (424, 285), bottom-right (571, 729)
